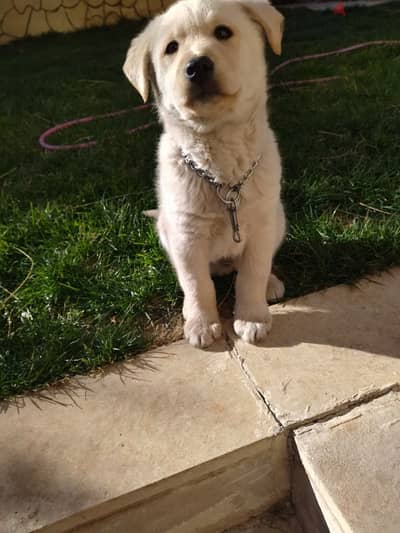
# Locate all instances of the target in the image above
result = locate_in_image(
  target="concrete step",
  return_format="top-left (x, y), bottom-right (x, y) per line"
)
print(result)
top-left (1, 268), bottom-right (399, 532)
top-left (224, 502), bottom-right (303, 533)
top-left (294, 392), bottom-right (400, 533)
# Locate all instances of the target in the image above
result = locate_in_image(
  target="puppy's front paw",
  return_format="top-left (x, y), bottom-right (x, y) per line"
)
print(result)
top-left (184, 317), bottom-right (222, 348)
top-left (233, 314), bottom-right (272, 344)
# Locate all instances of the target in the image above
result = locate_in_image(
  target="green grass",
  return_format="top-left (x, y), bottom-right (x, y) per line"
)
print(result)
top-left (1, 5), bottom-right (400, 399)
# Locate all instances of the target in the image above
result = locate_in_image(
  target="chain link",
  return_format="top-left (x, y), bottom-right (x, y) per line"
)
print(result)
top-left (182, 152), bottom-right (261, 193)
top-left (181, 151), bottom-right (262, 243)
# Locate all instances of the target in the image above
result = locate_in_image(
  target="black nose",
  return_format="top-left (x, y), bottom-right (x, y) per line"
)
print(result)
top-left (185, 56), bottom-right (214, 83)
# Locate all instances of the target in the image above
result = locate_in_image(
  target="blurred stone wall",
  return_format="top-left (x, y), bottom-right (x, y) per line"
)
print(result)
top-left (0, 0), bottom-right (172, 45)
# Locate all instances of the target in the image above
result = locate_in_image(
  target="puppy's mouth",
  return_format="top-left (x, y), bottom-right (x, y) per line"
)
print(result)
top-left (184, 83), bottom-right (240, 110)
top-left (186, 80), bottom-right (221, 105)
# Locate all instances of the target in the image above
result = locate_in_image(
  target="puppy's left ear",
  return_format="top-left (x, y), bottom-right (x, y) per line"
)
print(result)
top-left (123, 20), bottom-right (157, 102)
top-left (241, 0), bottom-right (284, 55)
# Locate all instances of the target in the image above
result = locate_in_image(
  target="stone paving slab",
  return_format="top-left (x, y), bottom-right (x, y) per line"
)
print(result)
top-left (295, 391), bottom-right (400, 533)
top-left (231, 268), bottom-right (400, 427)
top-left (0, 340), bottom-right (285, 533)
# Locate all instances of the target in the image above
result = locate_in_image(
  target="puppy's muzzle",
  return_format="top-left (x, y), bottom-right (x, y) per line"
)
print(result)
top-left (185, 56), bottom-right (214, 84)
top-left (184, 55), bottom-right (220, 102)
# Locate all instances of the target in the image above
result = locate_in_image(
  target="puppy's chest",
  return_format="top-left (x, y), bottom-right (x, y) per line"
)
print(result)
top-left (185, 177), bottom-right (257, 235)
top-left (194, 184), bottom-right (254, 261)
top-left (159, 162), bottom-right (265, 255)
top-left (178, 165), bottom-right (262, 213)
top-left (209, 219), bottom-right (246, 263)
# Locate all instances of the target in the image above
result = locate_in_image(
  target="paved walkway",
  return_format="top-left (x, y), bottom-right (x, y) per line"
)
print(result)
top-left (1, 268), bottom-right (399, 532)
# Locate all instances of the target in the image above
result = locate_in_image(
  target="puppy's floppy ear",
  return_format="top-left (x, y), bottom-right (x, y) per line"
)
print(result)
top-left (123, 21), bottom-right (156, 102)
top-left (241, 0), bottom-right (284, 55)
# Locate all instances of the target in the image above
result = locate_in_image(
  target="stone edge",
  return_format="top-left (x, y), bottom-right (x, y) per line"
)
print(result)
top-left (35, 433), bottom-right (290, 533)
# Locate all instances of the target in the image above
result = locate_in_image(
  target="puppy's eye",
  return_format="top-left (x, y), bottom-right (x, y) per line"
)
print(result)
top-left (214, 25), bottom-right (233, 40)
top-left (165, 40), bottom-right (179, 55)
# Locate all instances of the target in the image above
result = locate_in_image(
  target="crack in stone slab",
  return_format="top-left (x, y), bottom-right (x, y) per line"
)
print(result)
top-left (227, 331), bottom-right (400, 435)
top-left (225, 330), bottom-right (400, 435)
top-left (326, 412), bottom-right (363, 430)
top-left (225, 334), bottom-right (284, 430)
top-left (291, 383), bottom-right (400, 433)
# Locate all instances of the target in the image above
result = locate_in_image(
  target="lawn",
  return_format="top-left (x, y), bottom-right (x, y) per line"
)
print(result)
top-left (1, 5), bottom-right (399, 399)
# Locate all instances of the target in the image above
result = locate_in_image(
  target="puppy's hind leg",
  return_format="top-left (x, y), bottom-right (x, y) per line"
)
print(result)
top-left (267, 202), bottom-right (286, 302)
top-left (266, 273), bottom-right (285, 302)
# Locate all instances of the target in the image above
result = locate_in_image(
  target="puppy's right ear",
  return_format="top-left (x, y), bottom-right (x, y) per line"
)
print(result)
top-left (123, 22), bottom-right (156, 102)
top-left (241, 0), bottom-right (284, 55)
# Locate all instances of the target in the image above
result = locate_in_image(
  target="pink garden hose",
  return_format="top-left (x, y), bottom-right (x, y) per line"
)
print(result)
top-left (38, 104), bottom-right (156, 151)
top-left (38, 40), bottom-right (400, 151)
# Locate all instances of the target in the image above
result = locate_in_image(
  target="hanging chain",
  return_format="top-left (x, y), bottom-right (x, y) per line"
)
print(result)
top-left (181, 152), bottom-right (261, 243)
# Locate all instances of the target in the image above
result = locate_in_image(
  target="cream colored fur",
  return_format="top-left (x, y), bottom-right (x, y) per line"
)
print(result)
top-left (123, 0), bottom-right (286, 347)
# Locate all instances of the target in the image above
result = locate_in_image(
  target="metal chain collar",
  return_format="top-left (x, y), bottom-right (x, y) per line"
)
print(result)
top-left (181, 152), bottom-right (262, 243)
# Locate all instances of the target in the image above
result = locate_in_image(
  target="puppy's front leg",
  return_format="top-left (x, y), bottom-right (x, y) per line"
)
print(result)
top-left (234, 227), bottom-right (274, 344)
top-left (170, 238), bottom-right (221, 348)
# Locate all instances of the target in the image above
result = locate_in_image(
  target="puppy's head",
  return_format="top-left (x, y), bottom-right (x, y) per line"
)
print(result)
top-left (123, 0), bottom-right (283, 130)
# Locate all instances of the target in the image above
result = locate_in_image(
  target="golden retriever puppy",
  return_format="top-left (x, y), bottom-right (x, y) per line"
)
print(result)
top-left (123, 0), bottom-right (286, 348)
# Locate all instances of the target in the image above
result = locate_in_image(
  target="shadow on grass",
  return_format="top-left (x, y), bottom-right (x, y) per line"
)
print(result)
top-left (0, 337), bottom-right (229, 413)
top-left (276, 226), bottom-right (400, 299)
